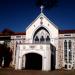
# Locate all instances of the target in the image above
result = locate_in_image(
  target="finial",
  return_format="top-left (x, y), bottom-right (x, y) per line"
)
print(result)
top-left (40, 5), bottom-right (44, 13)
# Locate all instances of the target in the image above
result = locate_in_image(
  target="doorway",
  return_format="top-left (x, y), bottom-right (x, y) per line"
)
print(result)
top-left (25, 53), bottom-right (42, 70)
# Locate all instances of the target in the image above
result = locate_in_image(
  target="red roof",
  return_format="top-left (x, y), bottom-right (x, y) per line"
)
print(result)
top-left (59, 30), bottom-right (75, 34)
top-left (14, 32), bottom-right (26, 35)
top-left (0, 32), bottom-right (26, 36)
top-left (0, 28), bottom-right (75, 36)
top-left (0, 32), bottom-right (3, 36)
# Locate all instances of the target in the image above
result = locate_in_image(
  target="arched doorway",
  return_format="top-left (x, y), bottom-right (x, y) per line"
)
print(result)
top-left (25, 53), bottom-right (42, 70)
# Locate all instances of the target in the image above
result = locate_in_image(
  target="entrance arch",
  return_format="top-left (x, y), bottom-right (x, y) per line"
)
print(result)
top-left (25, 53), bottom-right (42, 70)
top-left (15, 44), bottom-right (51, 71)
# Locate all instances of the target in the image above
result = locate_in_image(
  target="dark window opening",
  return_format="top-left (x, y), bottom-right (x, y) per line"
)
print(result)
top-left (40, 36), bottom-right (45, 43)
top-left (68, 40), bottom-right (71, 50)
top-left (69, 65), bottom-right (71, 68)
top-left (65, 65), bottom-right (67, 69)
top-left (64, 40), bottom-right (67, 63)
top-left (68, 40), bottom-right (72, 63)
top-left (35, 36), bottom-right (39, 43)
top-left (46, 36), bottom-right (50, 43)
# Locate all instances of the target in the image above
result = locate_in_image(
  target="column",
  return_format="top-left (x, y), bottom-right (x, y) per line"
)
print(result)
top-left (22, 55), bottom-right (26, 68)
top-left (55, 50), bottom-right (58, 69)
top-left (42, 49), bottom-right (51, 71)
top-left (15, 45), bottom-right (20, 70)
top-left (18, 57), bottom-right (22, 69)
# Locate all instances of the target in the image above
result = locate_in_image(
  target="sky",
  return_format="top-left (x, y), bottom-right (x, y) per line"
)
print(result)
top-left (0, 0), bottom-right (75, 32)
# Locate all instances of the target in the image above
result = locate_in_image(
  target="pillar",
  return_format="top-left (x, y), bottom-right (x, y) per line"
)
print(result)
top-left (42, 49), bottom-right (51, 71)
top-left (22, 55), bottom-right (26, 68)
top-left (18, 57), bottom-right (22, 69)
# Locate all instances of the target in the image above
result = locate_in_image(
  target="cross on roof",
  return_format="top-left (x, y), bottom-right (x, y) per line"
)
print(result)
top-left (40, 5), bottom-right (44, 13)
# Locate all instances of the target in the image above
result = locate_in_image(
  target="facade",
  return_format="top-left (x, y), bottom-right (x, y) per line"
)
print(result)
top-left (0, 9), bottom-right (75, 71)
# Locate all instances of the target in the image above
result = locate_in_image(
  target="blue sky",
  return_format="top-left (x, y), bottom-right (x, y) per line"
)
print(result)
top-left (0, 0), bottom-right (75, 32)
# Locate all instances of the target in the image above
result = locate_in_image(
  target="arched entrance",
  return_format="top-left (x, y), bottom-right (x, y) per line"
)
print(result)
top-left (25, 53), bottom-right (42, 70)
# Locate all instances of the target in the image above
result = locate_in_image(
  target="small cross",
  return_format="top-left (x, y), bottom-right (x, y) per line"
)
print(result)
top-left (40, 5), bottom-right (44, 13)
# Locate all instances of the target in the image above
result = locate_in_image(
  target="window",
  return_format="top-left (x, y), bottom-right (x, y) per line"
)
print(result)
top-left (65, 64), bottom-right (67, 69)
top-left (16, 36), bottom-right (21, 38)
top-left (69, 65), bottom-right (71, 68)
top-left (64, 40), bottom-right (67, 63)
top-left (34, 36), bottom-right (39, 43)
top-left (68, 40), bottom-right (71, 50)
top-left (64, 34), bottom-right (71, 36)
top-left (40, 36), bottom-right (45, 44)
top-left (33, 27), bottom-right (50, 44)
top-left (68, 40), bottom-right (72, 63)
top-left (64, 40), bottom-right (72, 63)
top-left (46, 36), bottom-right (50, 44)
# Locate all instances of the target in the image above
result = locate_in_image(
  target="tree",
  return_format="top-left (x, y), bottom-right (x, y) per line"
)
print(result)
top-left (0, 28), bottom-right (13, 68)
top-left (0, 43), bottom-right (12, 68)
top-left (36, 0), bottom-right (58, 9)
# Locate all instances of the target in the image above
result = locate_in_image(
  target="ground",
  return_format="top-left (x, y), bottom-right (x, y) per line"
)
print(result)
top-left (0, 68), bottom-right (75, 75)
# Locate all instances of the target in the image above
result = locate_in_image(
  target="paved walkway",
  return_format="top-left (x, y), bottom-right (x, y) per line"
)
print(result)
top-left (0, 68), bottom-right (75, 75)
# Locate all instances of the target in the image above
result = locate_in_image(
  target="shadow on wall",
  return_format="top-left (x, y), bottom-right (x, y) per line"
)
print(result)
top-left (0, 44), bottom-right (12, 68)
top-left (50, 43), bottom-right (56, 70)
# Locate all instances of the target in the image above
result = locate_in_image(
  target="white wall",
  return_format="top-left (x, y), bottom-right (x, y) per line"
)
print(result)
top-left (26, 13), bottom-right (59, 69)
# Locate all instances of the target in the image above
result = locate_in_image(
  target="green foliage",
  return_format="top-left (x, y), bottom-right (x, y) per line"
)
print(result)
top-left (0, 44), bottom-right (12, 68)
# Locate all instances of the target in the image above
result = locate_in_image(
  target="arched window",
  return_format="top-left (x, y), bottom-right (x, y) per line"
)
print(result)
top-left (33, 27), bottom-right (50, 44)
top-left (64, 40), bottom-right (67, 63)
top-left (46, 36), bottom-right (50, 44)
top-left (40, 36), bottom-right (45, 44)
top-left (34, 36), bottom-right (39, 43)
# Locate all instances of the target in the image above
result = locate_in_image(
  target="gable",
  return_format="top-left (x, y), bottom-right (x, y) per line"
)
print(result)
top-left (26, 12), bottom-right (59, 45)
top-left (26, 13), bottom-right (58, 31)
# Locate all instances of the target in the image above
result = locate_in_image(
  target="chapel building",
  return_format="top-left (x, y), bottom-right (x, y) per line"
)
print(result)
top-left (0, 7), bottom-right (75, 71)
